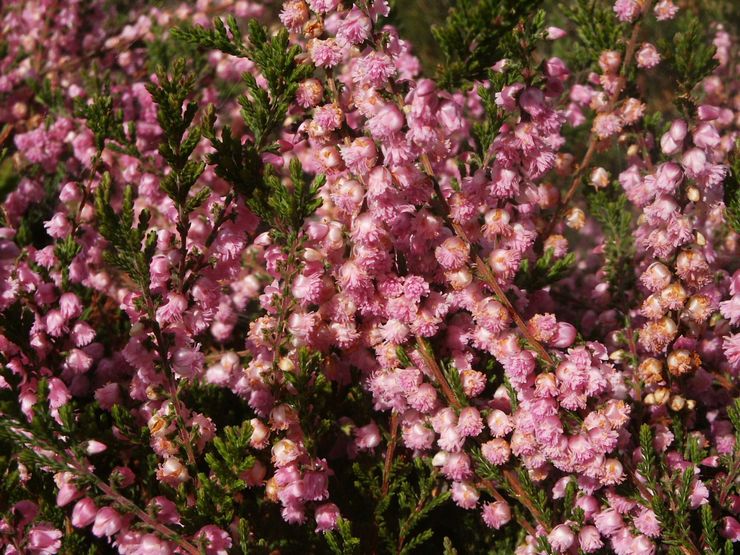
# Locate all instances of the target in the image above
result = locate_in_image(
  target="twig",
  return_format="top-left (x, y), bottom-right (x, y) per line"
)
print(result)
top-left (416, 337), bottom-right (461, 409)
top-left (381, 413), bottom-right (400, 496)
top-left (422, 153), bottom-right (554, 367)
top-left (542, 0), bottom-right (654, 240)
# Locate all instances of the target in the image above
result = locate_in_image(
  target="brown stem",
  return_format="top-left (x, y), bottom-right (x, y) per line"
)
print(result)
top-left (415, 338), bottom-right (551, 532)
top-left (474, 254), bottom-right (555, 366)
top-left (416, 337), bottom-right (461, 409)
top-left (381, 413), bottom-right (400, 496)
top-left (148, 311), bottom-right (198, 470)
top-left (500, 469), bottom-right (549, 532)
top-left (93, 478), bottom-right (201, 555)
top-left (422, 153), bottom-right (554, 367)
top-left (11, 422), bottom-right (200, 555)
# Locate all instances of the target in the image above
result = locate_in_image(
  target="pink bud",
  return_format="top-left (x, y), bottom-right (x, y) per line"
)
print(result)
top-left (550, 322), bottom-right (577, 348)
top-left (92, 507), bottom-right (122, 537)
top-left (546, 26), bottom-right (567, 40)
top-left (27, 523), bottom-right (62, 554)
top-left (482, 501), bottom-right (511, 529)
top-left (578, 525), bottom-right (604, 552)
top-left (71, 498), bottom-right (97, 528)
top-left (315, 502), bottom-right (340, 532)
top-left (549, 524), bottom-right (576, 552)
top-left (86, 440), bottom-right (107, 455)
top-left (697, 104), bottom-right (720, 121)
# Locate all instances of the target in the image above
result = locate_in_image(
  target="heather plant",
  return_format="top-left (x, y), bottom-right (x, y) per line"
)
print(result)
top-left (0, 0), bottom-right (738, 554)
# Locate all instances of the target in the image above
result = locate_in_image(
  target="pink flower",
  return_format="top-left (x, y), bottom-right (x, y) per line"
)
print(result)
top-left (451, 481), bottom-right (479, 509)
top-left (366, 104), bottom-right (405, 139)
top-left (171, 347), bottom-right (204, 379)
top-left (549, 524), bottom-right (576, 552)
top-left (43, 213), bottom-right (72, 239)
top-left (547, 26), bottom-right (567, 40)
top-left (482, 501), bottom-right (511, 529)
top-left (579, 525), bottom-right (604, 552)
top-left (633, 507), bottom-right (660, 537)
top-left (71, 498), bottom-right (97, 528)
top-left (721, 517), bottom-right (740, 541)
top-left (27, 523), bottom-right (62, 555)
top-left (195, 525), bottom-right (232, 555)
top-left (279, 0), bottom-right (308, 31)
top-left (314, 503), bottom-right (340, 532)
top-left (340, 137), bottom-right (377, 175)
top-left (594, 508), bottom-right (624, 537)
top-left (48, 378), bottom-right (71, 409)
top-left (481, 439), bottom-right (511, 465)
top-left (307, 0), bottom-right (339, 14)
top-left (654, 0), bottom-right (679, 20)
top-left (352, 52), bottom-right (396, 88)
top-left (636, 43), bottom-right (661, 69)
top-left (296, 79), bottom-right (324, 108)
top-left (630, 535), bottom-right (656, 555)
top-left (309, 38), bottom-right (343, 68)
top-left (613, 0), bottom-right (642, 22)
top-left (354, 421), bottom-right (382, 450)
top-left (593, 113), bottom-right (623, 139)
top-left (724, 333), bottom-right (740, 370)
top-left (338, 8), bottom-right (371, 45)
top-left (92, 507), bottom-right (122, 537)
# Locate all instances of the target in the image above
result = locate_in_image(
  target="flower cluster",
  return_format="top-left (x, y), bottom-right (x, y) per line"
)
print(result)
top-left (0, 0), bottom-right (738, 553)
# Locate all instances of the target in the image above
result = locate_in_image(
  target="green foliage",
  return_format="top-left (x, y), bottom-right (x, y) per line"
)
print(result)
top-left (178, 17), bottom-right (313, 207)
top-left (663, 14), bottom-right (719, 114)
top-left (237, 20), bottom-right (313, 149)
top-left (587, 187), bottom-right (635, 307)
top-left (146, 59), bottom-right (207, 211)
top-left (701, 504), bottom-right (722, 555)
top-left (470, 446), bottom-right (505, 483)
top-left (442, 537), bottom-right (458, 555)
top-left (75, 78), bottom-right (127, 152)
top-left (440, 360), bottom-right (469, 407)
top-left (724, 139), bottom-right (740, 234)
top-left (204, 421), bottom-right (255, 492)
top-left (432, 0), bottom-right (539, 89)
top-left (559, 0), bottom-right (625, 71)
top-left (637, 424), bottom-right (660, 492)
top-left (171, 15), bottom-right (248, 57)
top-left (248, 158), bottom-right (325, 240)
top-left (146, 23), bottom-right (207, 76)
top-left (95, 174), bottom-right (157, 290)
top-left (325, 518), bottom-right (362, 555)
top-left (12, 165), bottom-right (66, 249)
top-left (516, 248), bottom-right (576, 290)
top-left (347, 457), bottom-right (450, 554)
top-left (472, 69), bottom-right (522, 160)
top-left (0, 301), bottom-right (35, 356)
top-left (0, 145), bottom-right (18, 205)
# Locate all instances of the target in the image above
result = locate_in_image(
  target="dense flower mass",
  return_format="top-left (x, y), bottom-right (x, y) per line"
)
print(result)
top-left (0, 0), bottom-right (738, 553)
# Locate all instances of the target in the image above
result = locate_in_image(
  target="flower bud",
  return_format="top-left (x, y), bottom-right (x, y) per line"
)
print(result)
top-left (669, 395), bottom-right (686, 411)
top-left (92, 507), bottom-right (122, 537)
top-left (249, 418), bottom-right (270, 449)
top-left (666, 349), bottom-right (699, 376)
top-left (565, 207), bottom-right (585, 230)
top-left (482, 501), bottom-right (511, 529)
top-left (548, 524), bottom-right (576, 552)
top-left (71, 498), bottom-right (97, 528)
top-left (638, 358), bottom-right (664, 384)
top-left (590, 167), bottom-right (610, 188)
top-left (158, 457), bottom-right (189, 484)
top-left (272, 439), bottom-right (300, 467)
